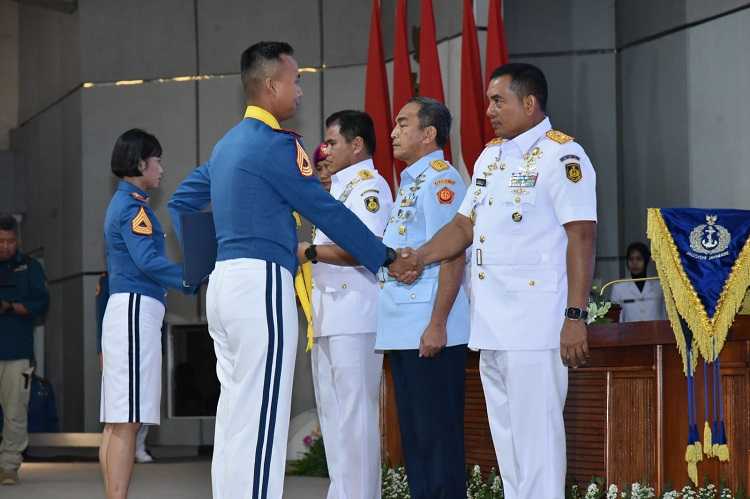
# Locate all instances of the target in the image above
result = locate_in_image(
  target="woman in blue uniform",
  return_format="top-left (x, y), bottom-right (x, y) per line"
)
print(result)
top-left (99, 129), bottom-right (188, 499)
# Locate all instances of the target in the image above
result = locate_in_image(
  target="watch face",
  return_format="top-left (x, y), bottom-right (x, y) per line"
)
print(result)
top-left (566, 308), bottom-right (582, 319)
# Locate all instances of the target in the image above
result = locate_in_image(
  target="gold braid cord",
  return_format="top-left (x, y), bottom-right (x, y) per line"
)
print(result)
top-left (648, 208), bottom-right (750, 365)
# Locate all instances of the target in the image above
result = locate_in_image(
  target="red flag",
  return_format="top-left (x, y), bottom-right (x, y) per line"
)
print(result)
top-left (365, 0), bottom-right (395, 194)
top-left (418, 0), bottom-right (452, 162)
top-left (483, 0), bottom-right (509, 141)
top-left (460, 0), bottom-right (485, 175)
top-left (392, 0), bottom-right (413, 178)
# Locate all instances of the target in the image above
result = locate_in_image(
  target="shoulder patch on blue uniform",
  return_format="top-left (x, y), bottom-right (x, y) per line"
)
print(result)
top-left (296, 140), bottom-right (313, 177)
top-left (130, 192), bottom-right (148, 202)
top-left (436, 187), bottom-right (455, 204)
top-left (131, 206), bottom-right (153, 236)
top-left (430, 160), bottom-right (449, 172)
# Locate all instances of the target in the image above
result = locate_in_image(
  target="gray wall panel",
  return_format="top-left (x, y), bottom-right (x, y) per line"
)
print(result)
top-left (197, 0), bottom-right (321, 74)
top-left (686, 8), bottom-right (750, 209)
top-left (0, 0), bottom-right (19, 150)
top-left (505, 0), bottom-right (615, 53)
top-left (510, 53), bottom-right (619, 279)
top-left (198, 76), bottom-right (245, 163)
top-left (323, 66), bottom-right (366, 119)
top-left (18, 4), bottom-right (80, 123)
top-left (79, 0), bottom-right (197, 82)
top-left (323, 0), bottom-right (459, 68)
top-left (616, 0), bottom-right (749, 47)
top-left (80, 81), bottom-right (198, 277)
top-left (619, 32), bottom-right (689, 248)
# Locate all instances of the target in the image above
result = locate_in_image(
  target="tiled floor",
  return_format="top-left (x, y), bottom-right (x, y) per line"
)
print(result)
top-left (3, 461), bottom-right (329, 499)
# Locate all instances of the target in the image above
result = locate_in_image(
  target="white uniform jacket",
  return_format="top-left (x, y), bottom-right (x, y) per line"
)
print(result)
top-left (458, 117), bottom-right (598, 351)
top-left (312, 158), bottom-right (393, 337)
top-left (610, 278), bottom-right (667, 323)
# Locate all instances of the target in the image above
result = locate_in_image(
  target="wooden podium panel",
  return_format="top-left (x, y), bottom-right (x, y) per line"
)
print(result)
top-left (381, 316), bottom-right (750, 493)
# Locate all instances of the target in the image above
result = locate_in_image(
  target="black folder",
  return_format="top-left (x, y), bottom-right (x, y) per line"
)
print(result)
top-left (181, 211), bottom-right (217, 287)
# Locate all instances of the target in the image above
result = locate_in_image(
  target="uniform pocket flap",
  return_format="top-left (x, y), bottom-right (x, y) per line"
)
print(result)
top-left (389, 278), bottom-right (436, 304)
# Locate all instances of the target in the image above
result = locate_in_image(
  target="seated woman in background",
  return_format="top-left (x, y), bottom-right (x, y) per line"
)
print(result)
top-left (610, 242), bottom-right (667, 322)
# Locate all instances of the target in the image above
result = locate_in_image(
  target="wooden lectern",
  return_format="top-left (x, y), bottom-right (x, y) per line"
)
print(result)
top-left (381, 316), bottom-right (750, 494)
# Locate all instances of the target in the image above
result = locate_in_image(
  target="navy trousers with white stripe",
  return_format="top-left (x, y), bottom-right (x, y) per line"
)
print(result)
top-left (206, 259), bottom-right (298, 499)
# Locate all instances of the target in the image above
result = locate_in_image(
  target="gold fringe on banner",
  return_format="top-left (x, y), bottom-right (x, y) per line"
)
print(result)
top-left (647, 208), bottom-right (750, 363)
top-left (704, 421), bottom-right (714, 458)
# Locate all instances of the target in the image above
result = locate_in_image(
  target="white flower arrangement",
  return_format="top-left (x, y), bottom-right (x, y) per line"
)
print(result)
top-left (587, 299), bottom-right (612, 325)
top-left (379, 466), bottom-right (738, 499)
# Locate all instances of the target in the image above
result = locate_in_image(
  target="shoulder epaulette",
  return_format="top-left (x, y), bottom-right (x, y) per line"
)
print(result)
top-left (130, 192), bottom-right (148, 203)
top-left (430, 159), bottom-right (449, 172)
top-left (357, 170), bottom-right (374, 181)
top-left (485, 137), bottom-right (505, 147)
top-left (276, 128), bottom-right (301, 139)
top-left (546, 130), bottom-right (574, 144)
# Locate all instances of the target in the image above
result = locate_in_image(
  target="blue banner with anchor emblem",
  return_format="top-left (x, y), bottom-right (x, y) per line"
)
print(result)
top-left (647, 208), bottom-right (750, 482)
top-left (648, 208), bottom-right (750, 362)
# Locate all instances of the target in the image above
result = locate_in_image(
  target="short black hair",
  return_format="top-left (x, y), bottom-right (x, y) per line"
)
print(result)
top-left (110, 129), bottom-right (162, 178)
top-left (407, 96), bottom-right (452, 148)
top-left (0, 214), bottom-right (18, 235)
top-left (325, 110), bottom-right (377, 155)
top-left (627, 241), bottom-right (651, 264)
top-left (240, 41), bottom-right (295, 93)
top-left (490, 63), bottom-right (548, 112)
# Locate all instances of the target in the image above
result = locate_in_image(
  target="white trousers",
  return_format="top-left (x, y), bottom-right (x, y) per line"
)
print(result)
top-left (479, 349), bottom-right (568, 499)
top-left (207, 259), bottom-right (297, 499)
top-left (311, 333), bottom-right (383, 499)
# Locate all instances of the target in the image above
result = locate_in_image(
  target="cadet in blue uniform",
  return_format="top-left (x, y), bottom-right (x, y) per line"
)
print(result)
top-left (0, 214), bottom-right (49, 486)
top-left (168, 42), bottom-right (416, 499)
top-left (377, 97), bottom-right (469, 499)
top-left (99, 129), bottom-right (190, 499)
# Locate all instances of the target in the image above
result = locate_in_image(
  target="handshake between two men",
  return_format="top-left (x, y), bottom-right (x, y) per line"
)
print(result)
top-left (387, 247), bottom-right (423, 284)
top-left (297, 242), bottom-right (425, 284)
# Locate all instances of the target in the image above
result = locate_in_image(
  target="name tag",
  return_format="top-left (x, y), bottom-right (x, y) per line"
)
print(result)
top-left (476, 178), bottom-right (487, 187)
top-left (509, 172), bottom-right (538, 188)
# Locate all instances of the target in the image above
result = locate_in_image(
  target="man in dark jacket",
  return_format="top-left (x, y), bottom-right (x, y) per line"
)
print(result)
top-left (0, 214), bottom-right (49, 486)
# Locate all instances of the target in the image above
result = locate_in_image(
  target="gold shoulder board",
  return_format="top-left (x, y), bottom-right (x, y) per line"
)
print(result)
top-left (357, 169), bottom-right (374, 180)
top-left (485, 137), bottom-right (505, 147)
top-left (430, 159), bottom-right (449, 172)
top-left (546, 130), bottom-right (574, 144)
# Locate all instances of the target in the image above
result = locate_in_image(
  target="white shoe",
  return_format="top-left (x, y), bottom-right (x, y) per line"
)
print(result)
top-left (135, 450), bottom-right (155, 463)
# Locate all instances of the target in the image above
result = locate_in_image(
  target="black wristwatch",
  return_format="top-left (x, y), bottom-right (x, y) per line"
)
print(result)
top-left (383, 247), bottom-right (397, 267)
top-left (304, 244), bottom-right (318, 264)
top-left (564, 307), bottom-right (588, 321)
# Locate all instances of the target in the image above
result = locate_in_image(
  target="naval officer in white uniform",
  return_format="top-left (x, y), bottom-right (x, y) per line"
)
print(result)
top-left (409, 63), bottom-right (598, 499)
top-left (298, 110), bottom-right (392, 499)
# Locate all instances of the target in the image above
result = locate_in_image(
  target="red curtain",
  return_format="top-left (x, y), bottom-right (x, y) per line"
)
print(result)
top-left (364, 0), bottom-right (395, 194)
top-left (418, 0), bottom-right (452, 162)
top-left (392, 0), bottom-right (414, 178)
top-left (460, 0), bottom-right (485, 175)
top-left (483, 0), bottom-right (509, 142)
